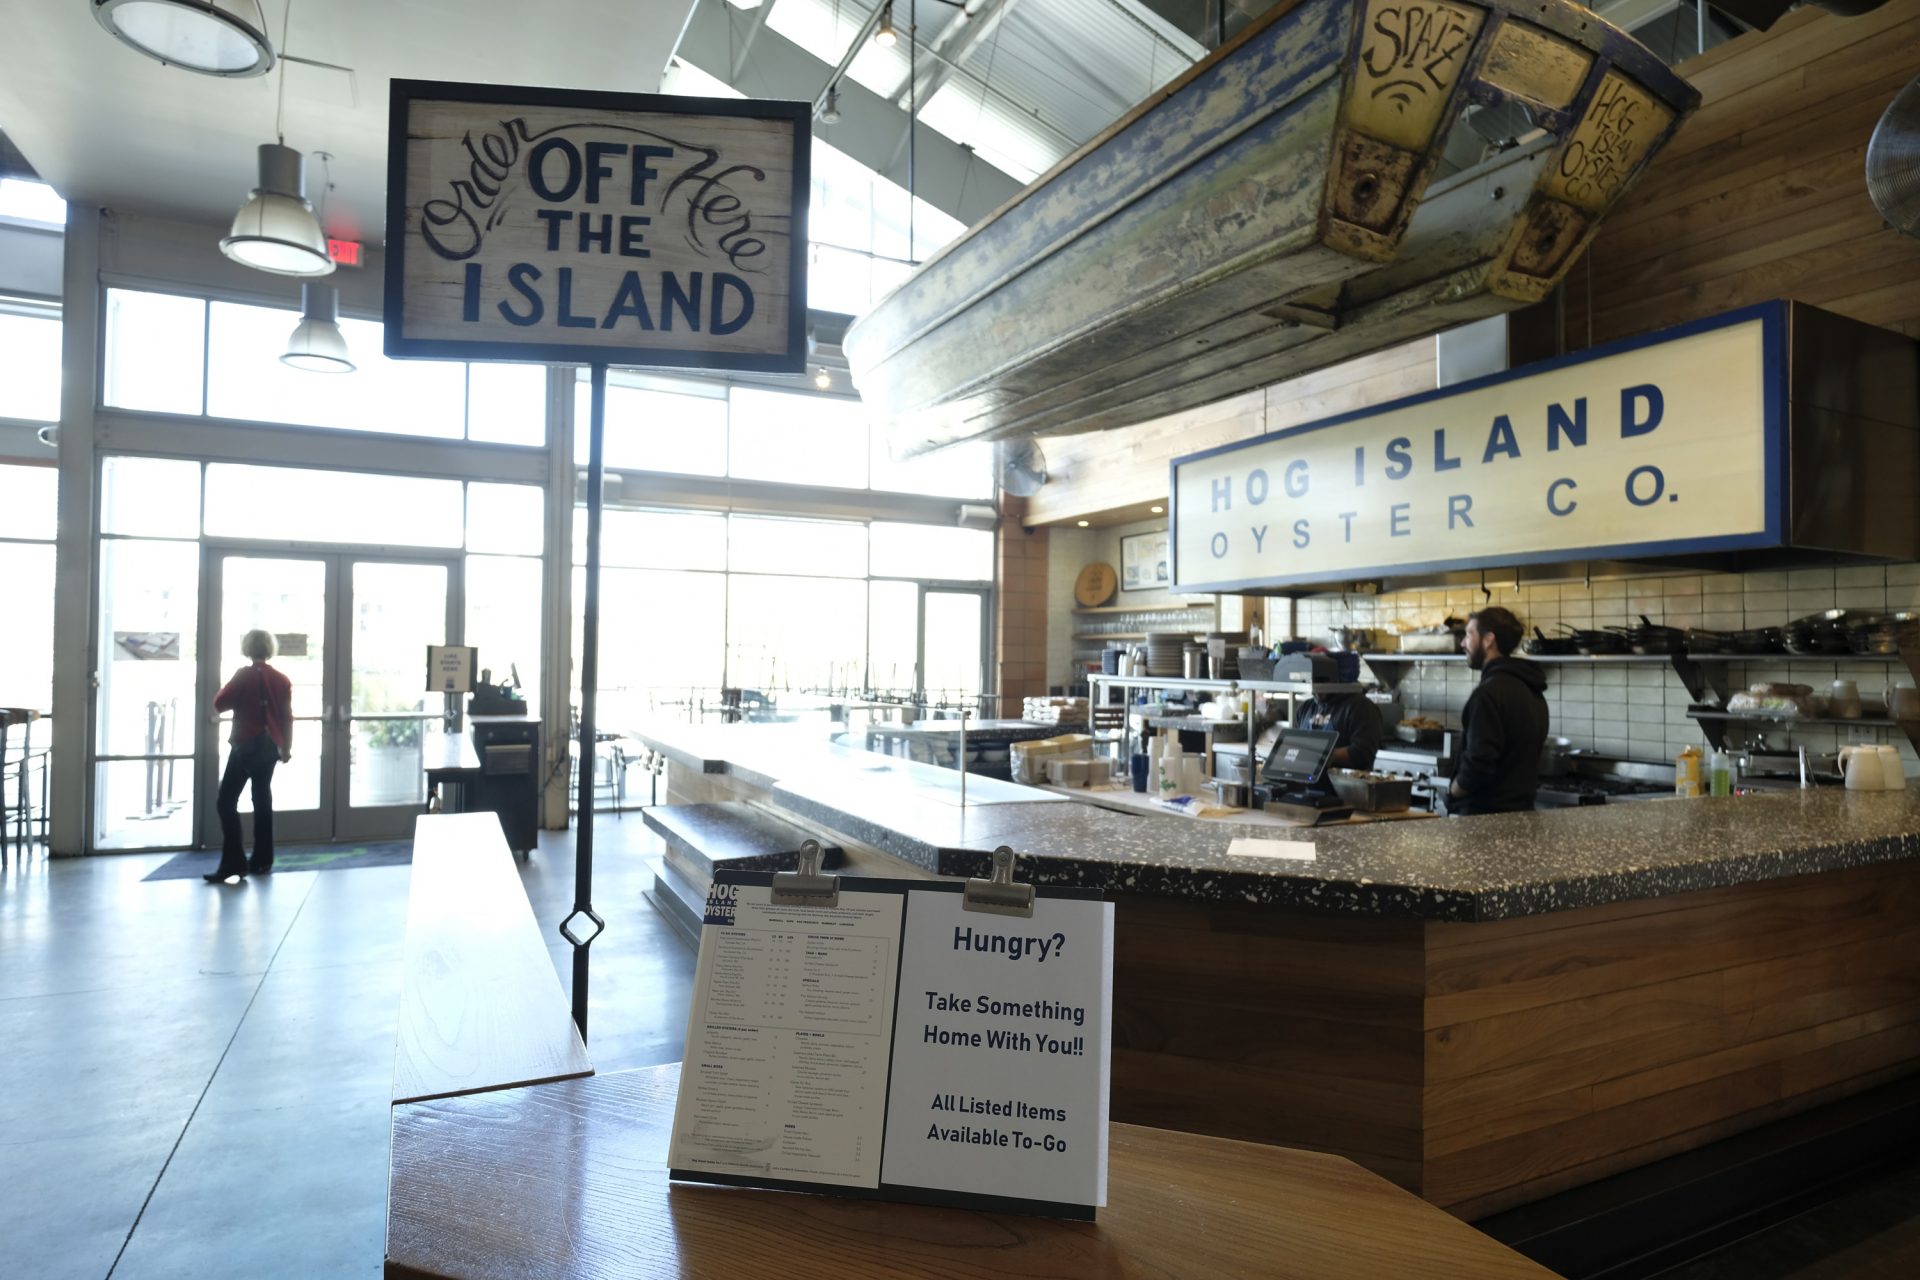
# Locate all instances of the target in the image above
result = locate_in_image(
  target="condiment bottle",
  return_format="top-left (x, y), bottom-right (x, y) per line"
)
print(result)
top-left (1675, 745), bottom-right (1704, 797)
top-left (1708, 748), bottom-right (1735, 797)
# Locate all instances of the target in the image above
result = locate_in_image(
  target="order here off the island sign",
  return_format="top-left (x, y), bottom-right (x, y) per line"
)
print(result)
top-left (384, 80), bottom-right (808, 371)
top-left (1170, 305), bottom-right (1788, 592)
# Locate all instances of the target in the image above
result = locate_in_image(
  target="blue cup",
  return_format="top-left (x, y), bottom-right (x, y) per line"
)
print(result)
top-left (1130, 752), bottom-right (1150, 792)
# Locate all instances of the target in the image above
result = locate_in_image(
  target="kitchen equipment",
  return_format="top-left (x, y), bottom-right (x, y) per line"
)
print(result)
top-left (1524, 627), bottom-right (1578, 656)
top-left (1849, 612), bottom-right (1919, 655)
top-left (1206, 632), bottom-right (1248, 678)
top-left (1876, 745), bottom-right (1906, 789)
top-left (1328, 769), bottom-right (1413, 813)
top-left (1570, 628), bottom-right (1629, 655)
top-left (1396, 717), bottom-right (1446, 745)
top-left (1784, 609), bottom-right (1853, 655)
top-left (1539, 736), bottom-right (1577, 776)
top-left (1329, 627), bottom-right (1374, 653)
top-left (1828, 679), bottom-right (1863, 719)
top-left (1239, 646), bottom-right (1276, 682)
top-left (1399, 624), bottom-right (1464, 654)
top-left (1730, 626), bottom-right (1786, 654)
top-left (1617, 615), bottom-right (1685, 655)
top-left (1888, 681), bottom-right (1920, 721)
top-left (1182, 646), bottom-right (1205, 679)
top-left (1207, 779), bottom-right (1251, 808)
top-left (1146, 632), bottom-right (1190, 677)
top-left (1683, 628), bottom-right (1735, 654)
top-left (1841, 744), bottom-right (1886, 791)
top-left (1275, 652), bottom-right (1338, 684)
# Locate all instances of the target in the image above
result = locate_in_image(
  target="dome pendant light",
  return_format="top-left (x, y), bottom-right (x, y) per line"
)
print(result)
top-left (281, 282), bottom-right (354, 372)
top-left (221, 142), bottom-right (335, 276)
top-left (93, 0), bottom-right (274, 77)
top-left (874, 3), bottom-right (897, 46)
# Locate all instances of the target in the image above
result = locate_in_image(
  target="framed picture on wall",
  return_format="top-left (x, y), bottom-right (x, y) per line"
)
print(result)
top-left (1121, 530), bottom-right (1170, 591)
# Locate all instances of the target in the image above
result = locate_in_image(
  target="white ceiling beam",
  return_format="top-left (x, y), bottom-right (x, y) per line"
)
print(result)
top-left (673, 0), bottom-right (1026, 228)
top-left (732, 0), bottom-right (782, 80)
top-left (1593, 0), bottom-right (1683, 31)
top-left (895, 0), bottom-right (1022, 113)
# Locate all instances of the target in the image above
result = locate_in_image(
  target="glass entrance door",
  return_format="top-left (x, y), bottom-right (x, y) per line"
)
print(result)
top-left (200, 550), bottom-right (456, 848)
top-left (338, 559), bottom-right (452, 839)
top-left (922, 590), bottom-right (988, 716)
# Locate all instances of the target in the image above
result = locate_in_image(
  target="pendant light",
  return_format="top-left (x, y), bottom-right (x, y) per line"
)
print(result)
top-left (281, 282), bottom-right (353, 372)
top-left (220, 142), bottom-right (334, 275)
top-left (874, 3), bottom-right (897, 46)
top-left (218, 0), bottom-right (333, 276)
top-left (93, 0), bottom-right (274, 77)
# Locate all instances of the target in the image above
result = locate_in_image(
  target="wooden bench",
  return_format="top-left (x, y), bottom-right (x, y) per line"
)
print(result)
top-left (642, 802), bottom-right (845, 947)
top-left (392, 812), bottom-right (592, 1105)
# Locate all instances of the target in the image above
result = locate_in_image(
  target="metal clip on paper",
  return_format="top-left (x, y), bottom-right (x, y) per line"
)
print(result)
top-left (963, 845), bottom-right (1035, 918)
top-left (770, 839), bottom-right (839, 907)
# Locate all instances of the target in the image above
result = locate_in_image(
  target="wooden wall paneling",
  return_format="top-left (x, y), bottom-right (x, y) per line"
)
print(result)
top-left (1420, 860), bottom-right (1920, 1216)
top-left (1565, 0), bottom-right (1920, 348)
top-left (1106, 895), bottom-right (1428, 1190)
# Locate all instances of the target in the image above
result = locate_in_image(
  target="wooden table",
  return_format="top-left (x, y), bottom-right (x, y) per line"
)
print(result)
top-left (386, 1063), bottom-right (1559, 1279)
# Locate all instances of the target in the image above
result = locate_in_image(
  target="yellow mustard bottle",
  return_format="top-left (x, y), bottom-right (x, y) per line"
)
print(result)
top-left (1675, 745), bottom-right (1705, 797)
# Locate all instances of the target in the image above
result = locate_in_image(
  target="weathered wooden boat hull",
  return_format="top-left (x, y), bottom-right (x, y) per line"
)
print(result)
top-left (846, 0), bottom-right (1699, 456)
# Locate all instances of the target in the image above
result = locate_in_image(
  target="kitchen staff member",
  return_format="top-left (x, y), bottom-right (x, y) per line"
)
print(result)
top-left (1292, 688), bottom-right (1383, 770)
top-left (1448, 606), bottom-right (1550, 815)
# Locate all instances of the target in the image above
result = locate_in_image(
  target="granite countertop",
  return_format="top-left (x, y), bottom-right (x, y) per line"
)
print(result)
top-left (629, 723), bottom-right (1920, 922)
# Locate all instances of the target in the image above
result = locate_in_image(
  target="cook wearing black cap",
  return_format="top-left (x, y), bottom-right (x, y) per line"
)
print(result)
top-left (1291, 688), bottom-right (1383, 770)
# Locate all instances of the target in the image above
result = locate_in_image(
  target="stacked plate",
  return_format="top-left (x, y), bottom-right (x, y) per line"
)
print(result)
top-left (1206, 631), bottom-right (1248, 679)
top-left (1145, 632), bottom-right (1189, 677)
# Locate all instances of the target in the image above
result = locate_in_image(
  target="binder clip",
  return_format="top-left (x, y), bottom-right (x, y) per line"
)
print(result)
top-left (771, 839), bottom-right (839, 907)
top-left (963, 846), bottom-right (1034, 918)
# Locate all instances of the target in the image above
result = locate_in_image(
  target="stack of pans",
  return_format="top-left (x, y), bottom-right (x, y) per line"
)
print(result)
top-left (1206, 631), bottom-right (1248, 678)
top-left (1146, 632), bottom-right (1190, 677)
top-left (1784, 609), bottom-right (1852, 655)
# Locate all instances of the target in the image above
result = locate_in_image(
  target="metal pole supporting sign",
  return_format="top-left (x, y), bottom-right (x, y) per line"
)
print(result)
top-left (561, 362), bottom-right (610, 1038)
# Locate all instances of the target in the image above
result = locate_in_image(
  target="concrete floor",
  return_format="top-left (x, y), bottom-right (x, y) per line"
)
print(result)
top-left (0, 819), bottom-right (692, 1280)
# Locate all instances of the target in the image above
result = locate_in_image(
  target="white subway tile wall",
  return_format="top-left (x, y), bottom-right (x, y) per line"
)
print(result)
top-left (1292, 567), bottom-right (1917, 776)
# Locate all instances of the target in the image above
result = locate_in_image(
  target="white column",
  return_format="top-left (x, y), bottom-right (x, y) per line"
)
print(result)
top-left (540, 365), bottom-right (576, 828)
top-left (49, 208), bottom-right (101, 855)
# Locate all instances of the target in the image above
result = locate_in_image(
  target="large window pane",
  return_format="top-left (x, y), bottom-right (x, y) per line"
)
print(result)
top-left (465, 363), bottom-right (548, 446)
top-left (578, 508), bottom-right (726, 571)
top-left (868, 580), bottom-right (918, 696)
top-left (95, 538), bottom-right (199, 759)
top-left (467, 555), bottom-right (543, 710)
top-left (808, 243), bottom-right (879, 316)
top-left (727, 574), bottom-right (866, 694)
top-left (0, 311), bottom-right (62, 420)
top-left (0, 463), bottom-right (57, 539)
top-left (0, 542), bottom-right (55, 711)
top-left (103, 290), bottom-right (206, 414)
top-left (870, 439), bottom-right (994, 499)
top-left (574, 566), bottom-right (727, 725)
top-left (100, 456), bottom-right (200, 538)
top-left (205, 464), bottom-right (462, 547)
top-left (870, 524), bottom-right (993, 581)
top-left (466, 483), bottom-right (544, 556)
top-left (728, 514), bottom-right (867, 577)
top-left (576, 378), bottom-right (728, 475)
top-left (206, 301), bottom-right (465, 438)
top-left (728, 388), bottom-right (868, 488)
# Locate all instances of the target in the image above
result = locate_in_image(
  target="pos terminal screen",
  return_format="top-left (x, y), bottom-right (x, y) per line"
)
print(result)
top-left (1261, 728), bottom-right (1339, 786)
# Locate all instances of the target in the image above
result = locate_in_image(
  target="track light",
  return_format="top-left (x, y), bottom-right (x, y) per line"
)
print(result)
top-left (821, 87), bottom-right (842, 124)
top-left (281, 282), bottom-right (354, 372)
top-left (221, 143), bottom-right (335, 276)
top-left (813, 367), bottom-right (833, 390)
top-left (874, 3), bottom-right (897, 46)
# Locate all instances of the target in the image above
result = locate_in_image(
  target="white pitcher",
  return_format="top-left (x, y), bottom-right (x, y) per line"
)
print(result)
top-left (1875, 745), bottom-right (1905, 790)
top-left (1840, 745), bottom-right (1884, 791)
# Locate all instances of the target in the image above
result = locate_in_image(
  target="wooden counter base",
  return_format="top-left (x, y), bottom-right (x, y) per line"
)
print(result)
top-left (1115, 858), bottom-right (1920, 1219)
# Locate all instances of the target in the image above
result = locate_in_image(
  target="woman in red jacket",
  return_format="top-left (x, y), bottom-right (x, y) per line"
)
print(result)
top-left (208, 629), bottom-right (294, 883)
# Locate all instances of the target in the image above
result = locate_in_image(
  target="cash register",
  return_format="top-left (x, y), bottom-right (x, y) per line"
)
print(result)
top-left (1256, 728), bottom-right (1354, 826)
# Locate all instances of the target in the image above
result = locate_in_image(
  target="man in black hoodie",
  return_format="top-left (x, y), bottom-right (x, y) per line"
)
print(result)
top-left (1448, 606), bottom-right (1551, 815)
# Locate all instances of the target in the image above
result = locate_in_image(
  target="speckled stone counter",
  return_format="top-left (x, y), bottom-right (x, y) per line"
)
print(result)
top-left (632, 722), bottom-right (1920, 923)
top-left (632, 720), bottom-right (1920, 1220)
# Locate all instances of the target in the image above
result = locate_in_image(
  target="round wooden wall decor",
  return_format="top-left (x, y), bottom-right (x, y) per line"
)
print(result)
top-left (1075, 562), bottom-right (1117, 607)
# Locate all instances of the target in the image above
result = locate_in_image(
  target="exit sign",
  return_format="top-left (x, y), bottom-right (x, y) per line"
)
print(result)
top-left (328, 238), bottom-right (363, 267)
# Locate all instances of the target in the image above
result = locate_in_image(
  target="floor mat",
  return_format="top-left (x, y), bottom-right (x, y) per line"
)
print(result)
top-left (143, 841), bottom-right (413, 881)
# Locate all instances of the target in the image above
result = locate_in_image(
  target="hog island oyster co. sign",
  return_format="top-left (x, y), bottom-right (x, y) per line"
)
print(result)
top-left (384, 80), bottom-right (808, 371)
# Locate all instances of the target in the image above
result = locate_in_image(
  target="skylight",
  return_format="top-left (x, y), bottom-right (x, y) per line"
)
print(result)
top-left (0, 178), bottom-right (65, 228)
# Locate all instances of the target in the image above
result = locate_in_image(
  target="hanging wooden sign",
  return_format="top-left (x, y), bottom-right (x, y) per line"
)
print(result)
top-left (384, 79), bottom-right (809, 372)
